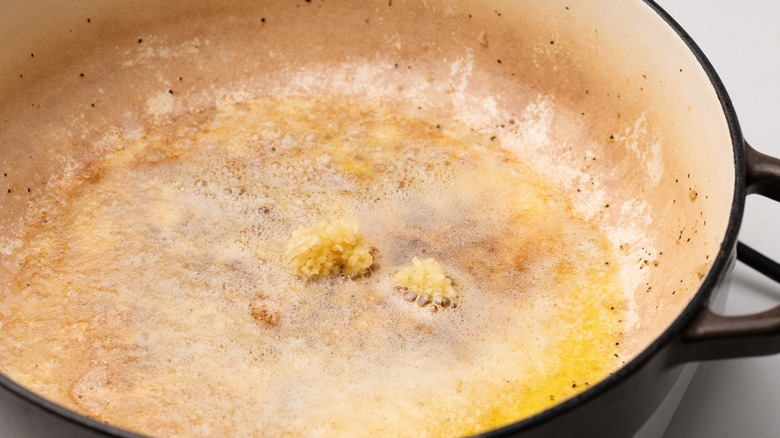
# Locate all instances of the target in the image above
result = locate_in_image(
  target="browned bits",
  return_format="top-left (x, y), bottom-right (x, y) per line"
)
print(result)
top-left (251, 302), bottom-right (280, 326)
top-left (429, 305), bottom-right (438, 313)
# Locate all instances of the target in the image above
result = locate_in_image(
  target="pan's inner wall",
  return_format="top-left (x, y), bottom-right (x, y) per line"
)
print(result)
top-left (0, 0), bottom-right (735, 433)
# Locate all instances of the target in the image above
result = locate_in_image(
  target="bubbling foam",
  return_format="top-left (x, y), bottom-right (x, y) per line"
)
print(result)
top-left (0, 95), bottom-right (626, 437)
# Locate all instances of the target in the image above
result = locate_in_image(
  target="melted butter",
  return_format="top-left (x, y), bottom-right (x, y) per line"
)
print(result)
top-left (0, 95), bottom-right (626, 437)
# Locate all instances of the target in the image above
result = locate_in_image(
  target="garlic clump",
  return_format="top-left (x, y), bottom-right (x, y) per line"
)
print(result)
top-left (393, 257), bottom-right (456, 310)
top-left (286, 218), bottom-right (373, 279)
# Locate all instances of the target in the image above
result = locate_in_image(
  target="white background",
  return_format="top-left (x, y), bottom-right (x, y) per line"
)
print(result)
top-left (653, 1), bottom-right (780, 437)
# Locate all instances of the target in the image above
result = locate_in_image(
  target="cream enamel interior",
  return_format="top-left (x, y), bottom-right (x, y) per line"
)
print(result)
top-left (0, 0), bottom-right (735, 435)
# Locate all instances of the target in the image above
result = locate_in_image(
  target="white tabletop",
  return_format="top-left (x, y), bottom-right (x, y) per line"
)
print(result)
top-left (652, 1), bottom-right (780, 437)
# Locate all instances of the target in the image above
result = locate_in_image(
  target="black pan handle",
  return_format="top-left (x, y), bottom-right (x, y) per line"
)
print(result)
top-left (679, 143), bottom-right (780, 362)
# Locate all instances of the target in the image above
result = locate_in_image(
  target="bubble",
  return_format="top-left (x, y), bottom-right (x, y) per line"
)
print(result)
top-left (433, 295), bottom-right (450, 308)
top-left (415, 295), bottom-right (431, 307)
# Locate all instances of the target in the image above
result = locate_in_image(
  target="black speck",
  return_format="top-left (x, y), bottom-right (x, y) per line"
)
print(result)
top-left (497, 59), bottom-right (502, 64)
top-left (30, 53), bottom-right (34, 58)
top-left (305, 0), bottom-right (311, 2)
top-left (178, 76), bottom-right (183, 81)
top-left (168, 89), bottom-right (174, 94)
top-left (80, 73), bottom-right (85, 77)
top-left (6, 189), bottom-right (10, 194)
top-left (550, 40), bottom-right (554, 45)
top-left (271, 147), bottom-right (276, 152)
top-left (87, 18), bottom-right (91, 23)
top-left (261, 17), bottom-right (266, 22)
top-left (394, 63), bottom-right (398, 68)
top-left (490, 136), bottom-right (496, 141)
top-left (91, 103), bottom-right (95, 107)
top-left (26, 188), bottom-right (30, 193)
top-left (137, 38), bottom-right (143, 43)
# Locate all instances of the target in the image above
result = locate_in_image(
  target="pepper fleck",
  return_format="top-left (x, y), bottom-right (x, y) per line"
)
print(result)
top-left (168, 89), bottom-right (174, 94)
top-left (80, 73), bottom-right (85, 77)
top-left (261, 17), bottom-right (266, 22)
top-left (137, 38), bottom-right (143, 43)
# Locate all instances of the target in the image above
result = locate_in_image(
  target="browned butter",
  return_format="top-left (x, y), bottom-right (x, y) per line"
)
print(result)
top-left (0, 95), bottom-right (626, 437)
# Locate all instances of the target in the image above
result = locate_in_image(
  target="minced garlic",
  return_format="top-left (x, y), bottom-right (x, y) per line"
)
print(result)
top-left (286, 218), bottom-right (373, 279)
top-left (393, 257), bottom-right (456, 310)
